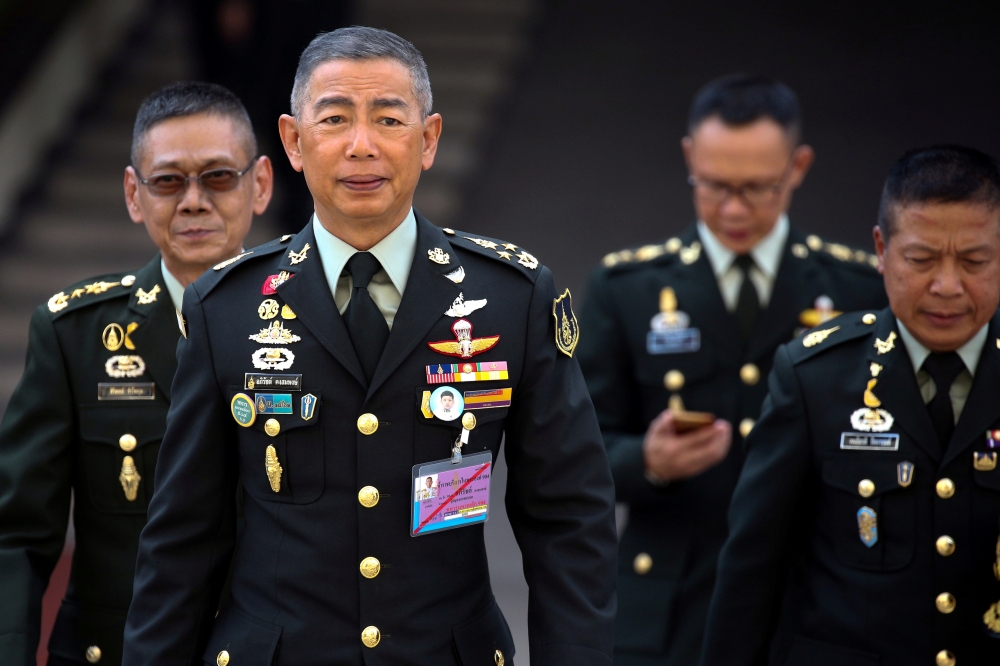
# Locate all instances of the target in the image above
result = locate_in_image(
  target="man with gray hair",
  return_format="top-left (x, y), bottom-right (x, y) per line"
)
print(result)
top-left (123, 27), bottom-right (617, 666)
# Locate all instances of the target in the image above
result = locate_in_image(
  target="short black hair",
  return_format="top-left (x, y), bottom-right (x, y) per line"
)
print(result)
top-left (689, 74), bottom-right (801, 142)
top-left (131, 81), bottom-right (256, 166)
top-left (877, 145), bottom-right (1000, 241)
top-left (441, 390), bottom-right (454, 399)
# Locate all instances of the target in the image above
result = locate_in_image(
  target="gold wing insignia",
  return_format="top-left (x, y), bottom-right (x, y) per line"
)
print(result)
top-left (469, 336), bottom-right (500, 352)
top-left (428, 341), bottom-right (463, 355)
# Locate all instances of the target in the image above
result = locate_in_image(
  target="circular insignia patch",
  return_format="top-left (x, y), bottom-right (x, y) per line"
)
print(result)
top-left (231, 393), bottom-right (256, 427)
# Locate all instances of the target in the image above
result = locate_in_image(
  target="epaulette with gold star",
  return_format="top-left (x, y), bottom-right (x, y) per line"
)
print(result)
top-left (787, 310), bottom-right (882, 365)
top-left (443, 228), bottom-right (541, 282)
top-left (46, 272), bottom-right (134, 318)
top-left (802, 234), bottom-right (880, 271)
top-left (600, 235), bottom-right (700, 270)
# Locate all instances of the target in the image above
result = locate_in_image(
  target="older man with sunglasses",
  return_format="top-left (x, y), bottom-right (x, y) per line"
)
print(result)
top-left (0, 81), bottom-right (272, 666)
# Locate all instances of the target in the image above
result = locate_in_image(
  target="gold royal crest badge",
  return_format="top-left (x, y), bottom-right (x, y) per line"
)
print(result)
top-left (552, 289), bottom-right (580, 358)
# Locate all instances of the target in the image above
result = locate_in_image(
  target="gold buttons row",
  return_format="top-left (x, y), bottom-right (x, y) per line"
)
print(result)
top-left (936, 592), bottom-right (956, 614)
top-left (663, 364), bottom-right (761, 393)
top-left (936, 535), bottom-right (956, 557)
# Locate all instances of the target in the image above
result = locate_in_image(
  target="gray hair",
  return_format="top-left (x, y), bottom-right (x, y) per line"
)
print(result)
top-left (290, 27), bottom-right (432, 118)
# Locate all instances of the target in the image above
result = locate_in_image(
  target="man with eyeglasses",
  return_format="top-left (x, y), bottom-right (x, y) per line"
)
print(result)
top-left (576, 74), bottom-right (887, 665)
top-left (0, 81), bottom-right (272, 666)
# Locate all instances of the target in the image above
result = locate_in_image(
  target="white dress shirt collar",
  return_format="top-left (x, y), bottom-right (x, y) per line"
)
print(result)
top-left (160, 258), bottom-right (185, 311)
top-left (896, 318), bottom-right (989, 378)
top-left (697, 213), bottom-right (789, 279)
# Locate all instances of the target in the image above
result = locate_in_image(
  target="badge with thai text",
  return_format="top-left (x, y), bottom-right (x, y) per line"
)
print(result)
top-left (98, 382), bottom-right (155, 400)
top-left (255, 393), bottom-right (293, 415)
top-left (647, 287), bottom-right (700, 355)
top-left (426, 361), bottom-right (508, 384)
top-left (464, 388), bottom-right (511, 409)
top-left (245, 373), bottom-right (301, 391)
top-left (231, 393), bottom-right (256, 427)
top-left (411, 451), bottom-right (492, 536)
top-left (840, 433), bottom-right (900, 451)
top-left (857, 506), bottom-right (878, 547)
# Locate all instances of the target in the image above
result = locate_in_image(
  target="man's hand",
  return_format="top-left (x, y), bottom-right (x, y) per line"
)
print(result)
top-left (642, 410), bottom-right (732, 482)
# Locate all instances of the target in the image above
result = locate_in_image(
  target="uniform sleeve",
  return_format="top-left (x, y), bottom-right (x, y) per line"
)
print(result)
top-left (123, 290), bottom-right (238, 665)
top-left (0, 306), bottom-right (74, 666)
top-left (576, 268), bottom-right (665, 507)
top-left (504, 267), bottom-right (618, 666)
top-left (699, 344), bottom-right (812, 666)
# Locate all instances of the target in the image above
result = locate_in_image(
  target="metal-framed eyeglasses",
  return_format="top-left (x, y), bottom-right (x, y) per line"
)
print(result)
top-left (687, 159), bottom-right (795, 208)
top-left (134, 156), bottom-right (259, 197)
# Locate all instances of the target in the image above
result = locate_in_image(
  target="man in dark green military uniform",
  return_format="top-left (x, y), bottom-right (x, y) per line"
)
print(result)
top-left (0, 82), bottom-right (273, 666)
top-left (576, 75), bottom-right (888, 665)
top-left (702, 146), bottom-right (1000, 665)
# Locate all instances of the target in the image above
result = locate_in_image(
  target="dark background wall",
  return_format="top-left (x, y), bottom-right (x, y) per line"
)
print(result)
top-left (459, 0), bottom-right (1000, 297)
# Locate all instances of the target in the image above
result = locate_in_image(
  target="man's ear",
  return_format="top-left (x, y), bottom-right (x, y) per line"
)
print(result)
top-left (251, 156), bottom-right (274, 216)
top-left (421, 113), bottom-right (443, 171)
top-left (681, 136), bottom-right (694, 172)
top-left (278, 115), bottom-right (304, 172)
top-left (873, 224), bottom-right (886, 275)
top-left (123, 166), bottom-right (144, 224)
top-left (787, 144), bottom-right (815, 190)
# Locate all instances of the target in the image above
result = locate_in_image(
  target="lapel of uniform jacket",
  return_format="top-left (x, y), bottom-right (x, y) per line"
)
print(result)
top-left (747, 231), bottom-right (819, 361)
top-left (863, 310), bottom-right (942, 462)
top-left (667, 227), bottom-right (743, 363)
top-left (367, 212), bottom-right (461, 398)
top-left (943, 311), bottom-right (1000, 468)
top-left (126, 255), bottom-right (180, 400)
top-left (275, 221), bottom-right (368, 389)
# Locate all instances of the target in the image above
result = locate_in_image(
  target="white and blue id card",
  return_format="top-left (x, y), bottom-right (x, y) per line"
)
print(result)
top-left (411, 451), bottom-right (492, 537)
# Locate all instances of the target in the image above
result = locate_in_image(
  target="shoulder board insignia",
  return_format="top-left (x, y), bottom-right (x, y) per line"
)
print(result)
top-left (789, 312), bottom-right (876, 365)
top-left (802, 326), bottom-right (840, 347)
top-left (448, 233), bottom-right (540, 281)
top-left (48, 276), bottom-right (129, 314)
top-left (214, 251), bottom-right (253, 271)
top-left (601, 237), bottom-right (688, 268)
top-left (806, 234), bottom-right (879, 269)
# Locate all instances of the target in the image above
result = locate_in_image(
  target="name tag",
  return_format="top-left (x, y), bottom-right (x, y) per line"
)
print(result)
top-left (647, 329), bottom-right (700, 355)
top-left (411, 451), bottom-right (492, 536)
top-left (245, 373), bottom-right (302, 391)
top-left (255, 393), bottom-right (294, 414)
top-left (98, 382), bottom-right (155, 400)
top-left (840, 432), bottom-right (900, 451)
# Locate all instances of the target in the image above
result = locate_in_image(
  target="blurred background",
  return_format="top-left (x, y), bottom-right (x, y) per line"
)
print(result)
top-left (1, 1), bottom-right (998, 663)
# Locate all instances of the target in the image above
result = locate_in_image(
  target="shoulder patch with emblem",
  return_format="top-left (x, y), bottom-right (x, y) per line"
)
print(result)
top-left (552, 289), bottom-right (580, 357)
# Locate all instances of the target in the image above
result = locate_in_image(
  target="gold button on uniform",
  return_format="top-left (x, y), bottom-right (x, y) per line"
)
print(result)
top-left (361, 625), bottom-right (381, 648)
top-left (936, 478), bottom-right (956, 498)
top-left (862, 313), bottom-right (877, 325)
top-left (633, 552), bottom-right (653, 575)
top-left (358, 413), bottom-right (379, 435)
top-left (936, 592), bottom-right (956, 614)
top-left (739, 418), bottom-right (755, 438)
top-left (935, 650), bottom-right (956, 666)
top-left (740, 363), bottom-right (760, 386)
top-left (858, 479), bottom-right (875, 498)
top-left (358, 486), bottom-right (380, 508)
top-left (360, 556), bottom-right (381, 579)
top-left (119, 434), bottom-right (136, 452)
top-left (217, 651), bottom-right (230, 666)
top-left (936, 535), bottom-right (956, 556)
top-left (462, 412), bottom-right (477, 430)
top-left (264, 418), bottom-right (280, 437)
top-left (85, 646), bottom-right (102, 663)
top-left (664, 370), bottom-right (684, 391)
top-left (495, 649), bottom-right (505, 666)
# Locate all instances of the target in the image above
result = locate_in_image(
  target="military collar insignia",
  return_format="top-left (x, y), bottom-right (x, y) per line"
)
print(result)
top-left (874, 331), bottom-right (897, 355)
top-left (262, 271), bottom-right (294, 295)
top-left (428, 319), bottom-right (500, 359)
top-left (444, 266), bottom-right (465, 284)
top-left (106, 355), bottom-right (146, 378)
top-left (679, 241), bottom-right (702, 265)
top-left (445, 293), bottom-right (487, 317)
top-left (214, 252), bottom-right (253, 271)
top-left (288, 243), bottom-right (311, 265)
top-left (135, 285), bottom-right (160, 305)
top-left (428, 247), bottom-right (451, 265)
top-left (802, 326), bottom-right (840, 348)
top-left (552, 289), bottom-right (580, 358)
top-left (252, 347), bottom-right (295, 370)
top-left (250, 321), bottom-right (300, 344)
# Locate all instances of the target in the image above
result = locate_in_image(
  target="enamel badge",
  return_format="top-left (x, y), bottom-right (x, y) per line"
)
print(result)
top-left (647, 287), bottom-right (699, 354)
top-left (105, 355), bottom-right (145, 378)
top-left (857, 506), bottom-right (878, 547)
top-left (231, 393), bottom-right (256, 427)
top-left (249, 321), bottom-right (300, 344)
top-left (850, 378), bottom-right (895, 432)
top-left (428, 319), bottom-right (500, 359)
top-left (444, 267), bottom-right (465, 284)
top-left (897, 461), bottom-right (914, 487)
top-left (552, 289), bottom-right (579, 358)
top-left (987, 430), bottom-right (1000, 449)
top-left (261, 271), bottom-right (294, 295)
top-left (301, 394), bottom-right (317, 421)
top-left (445, 293), bottom-right (487, 317)
top-left (252, 347), bottom-right (295, 370)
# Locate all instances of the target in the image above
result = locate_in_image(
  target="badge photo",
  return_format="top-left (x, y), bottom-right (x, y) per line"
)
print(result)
top-left (429, 385), bottom-right (464, 421)
top-left (415, 473), bottom-right (439, 501)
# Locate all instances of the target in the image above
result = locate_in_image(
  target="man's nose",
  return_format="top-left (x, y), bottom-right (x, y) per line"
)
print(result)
top-left (178, 178), bottom-right (211, 212)
top-left (347, 124), bottom-right (378, 159)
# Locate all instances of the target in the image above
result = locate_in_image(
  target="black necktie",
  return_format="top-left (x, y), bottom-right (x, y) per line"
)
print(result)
top-left (343, 252), bottom-right (390, 383)
top-left (733, 254), bottom-right (760, 341)
top-left (922, 351), bottom-right (965, 447)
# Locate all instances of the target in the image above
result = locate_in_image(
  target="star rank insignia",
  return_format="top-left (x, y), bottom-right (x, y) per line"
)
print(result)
top-left (428, 319), bottom-right (499, 359)
top-left (496, 251), bottom-right (512, 260)
top-left (464, 236), bottom-right (498, 250)
top-left (288, 243), bottom-right (311, 265)
top-left (552, 289), bottom-right (580, 357)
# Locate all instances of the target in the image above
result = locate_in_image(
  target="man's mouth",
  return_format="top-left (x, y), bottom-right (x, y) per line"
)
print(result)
top-left (177, 228), bottom-right (216, 240)
top-left (341, 175), bottom-right (388, 192)
top-left (923, 311), bottom-right (967, 327)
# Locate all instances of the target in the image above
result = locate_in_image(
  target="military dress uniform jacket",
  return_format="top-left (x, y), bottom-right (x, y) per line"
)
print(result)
top-left (576, 226), bottom-right (887, 664)
top-left (122, 213), bottom-right (618, 666)
top-left (702, 308), bottom-right (1000, 666)
top-left (0, 256), bottom-right (179, 666)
